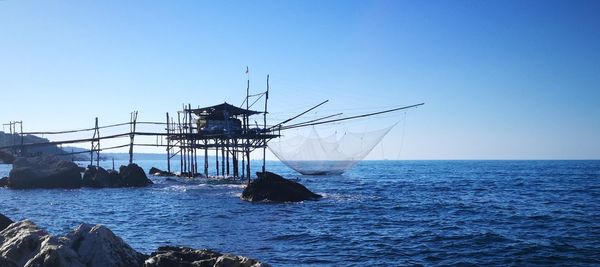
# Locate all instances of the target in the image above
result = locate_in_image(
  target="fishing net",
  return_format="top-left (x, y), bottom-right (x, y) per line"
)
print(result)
top-left (268, 124), bottom-right (395, 175)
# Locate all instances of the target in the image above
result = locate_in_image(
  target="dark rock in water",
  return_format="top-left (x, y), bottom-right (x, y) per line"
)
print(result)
top-left (119, 163), bottom-right (153, 187)
top-left (0, 213), bottom-right (13, 232)
top-left (0, 149), bottom-right (15, 164)
top-left (8, 156), bottom-right (82, 189)
top-left (149, 167), bottom-right (175, 177)
top-left (65, 224), bottom-right (147, 267)
top-left (149, 167), bottom-right (162, 175)
top-left (82, 166), bottom-right (122, 188)
top-left (0, 176), bottom-right (8, 187)
top-left (82, 166), bottom-right (98, 187)
top-left (82, 164), bottom-right (152, 188)
top-left (144, 246), bottom-right (270, 267)
top-left (241, 171), bottom-right (322, 202)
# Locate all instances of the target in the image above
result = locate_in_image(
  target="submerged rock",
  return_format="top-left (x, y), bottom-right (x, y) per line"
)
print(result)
top-left (65, 224), bottom-right (146, 267)
top-left (241, 171), bottom-right (322, 202)
top-left (8, 156), bottom-right (82, 189)
top-left (0, 214), bottom-right (13, 232)
top-left (144, 246), bottom-right (269, 267)
top-left (119, 163), bottom-right (153, 187)
top-left (0, 177), bottom-right (8, 187)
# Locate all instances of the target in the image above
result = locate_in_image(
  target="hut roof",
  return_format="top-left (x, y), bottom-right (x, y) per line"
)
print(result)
top-left (187, 102), bottom-right (261, 116)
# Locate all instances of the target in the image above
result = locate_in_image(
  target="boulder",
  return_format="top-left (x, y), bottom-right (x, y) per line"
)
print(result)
top-left (82, 166), bottom-right (122, 188)
top-left (241, 171), bottom-right (322, 202)
top-left (0, 150), bottom-right (15, 164)
top-left (0, 214), bottom-right (13, 232)
top-left (215, 254), bottom-right (268, 267)
top-left (64, 224), bottom-right (146, 267)
top-left (148, 167), bottom-right (161, 175)
top-left (0, 219), bottom-right (269, 267)
top-left (144, 246), bottom-right (269, 267)
top-left (0, 177), bottom-right (8, 187)
top-left (0, 257), bottom-right (17, 267)
top-left (82, 166), bottom-right (98, 187)
top-left (0, 220), bottom-right (84, 267)
top-left (8, 156), bottom-right (82, 189)
top-left (25, 235), bottom-right (84, 267)
top-left (119, 164), bottom-right (153, 187)
top-left (148, 167), bottom-right (174, 177)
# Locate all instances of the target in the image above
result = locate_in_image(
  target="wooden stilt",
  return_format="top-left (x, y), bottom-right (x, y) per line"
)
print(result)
top-left (204, 144), bottom-right (208, 177)
top-left (215, 142), bottom-right (219, 177)
top-left (166, 113), bottom-right (171, 173)
top-left (221, 141), bottom-right (225, 176)
top-left (226, 139), bottom-right (230, 177)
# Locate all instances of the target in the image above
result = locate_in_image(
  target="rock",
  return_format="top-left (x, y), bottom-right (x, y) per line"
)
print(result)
top-left (25, 235), bottom-right (84, 267)
top-left (119, 164), bottom-right (153, 187)
top-left (0, 220), bottom-right (84, 267)
top-left (241, 171), bottom-right (322, 202)
top-left (64, 224), bottom-right (146, 267)
top-left (0, 219), bottom-right (269, 267)
top-left (0, 220), bottom-right (148, 267)
top-left (148, 167), bottom-right (174, 177)
top-left (82, 164), bottom-right (152, 188)
top-left (0, 257), bottom-right (18, 267)
top-left (82, 166), bottom-right (122, 188)
top-left (8, 156), bottom-right (82, 189)
top-left (148, 167), bottom-right (161, 175)
top-left (0, 150), bottom-right (15, 164)
top-left (144, 246), bottom-right (269, 267)
top-left (0, 177), bottom-right (8, 187)
top-left (82, 166), bottom-right (98, 187)
top-left (214, 254), bottom-right (268, 267)
top-left (0, 214), bottom-right (13, 232)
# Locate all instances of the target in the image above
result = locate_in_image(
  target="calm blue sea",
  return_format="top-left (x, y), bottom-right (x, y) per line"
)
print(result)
top-left (1, 160), bottom-right (599, 266)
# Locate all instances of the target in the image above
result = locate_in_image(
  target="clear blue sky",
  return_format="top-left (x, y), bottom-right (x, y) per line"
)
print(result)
top-left (1, 0), bottom-right (599, 159)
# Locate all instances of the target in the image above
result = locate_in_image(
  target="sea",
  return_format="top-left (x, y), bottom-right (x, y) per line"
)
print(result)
top-left (1, 160), bottom-right (599, 266)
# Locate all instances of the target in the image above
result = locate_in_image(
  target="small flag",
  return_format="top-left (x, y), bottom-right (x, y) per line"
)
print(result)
top-left (245, 66), bottom-right (249, 74)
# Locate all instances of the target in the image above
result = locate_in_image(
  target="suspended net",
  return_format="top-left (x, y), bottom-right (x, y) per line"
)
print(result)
top-left (268, 124), bottom-right (395, 175)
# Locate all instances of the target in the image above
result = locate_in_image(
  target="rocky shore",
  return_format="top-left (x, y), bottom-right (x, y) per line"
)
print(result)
top-left (0, 214), bottom-right (269, 267)
top-left (1, 155), bottom-right (322, 204)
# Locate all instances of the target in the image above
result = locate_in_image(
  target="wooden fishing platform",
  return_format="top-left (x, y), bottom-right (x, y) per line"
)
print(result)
top-left (0, 74), bottom-right (424, 181)
top-left (0, 76), bottom-right (279, 181)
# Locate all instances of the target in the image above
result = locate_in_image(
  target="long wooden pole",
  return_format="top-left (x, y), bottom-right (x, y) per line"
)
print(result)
top-left (270, 100), bottom-right (329, 129)
top-left (19, 121), bottom-right (23, 157)
top-left (262, 75), bottom-right (269, 173)
top-left (129, 112), bottom-right (137, 165)
top-left (281, 103), bottom-right (425, 130)
top-left (95, 118), bottom-right (100, 167)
